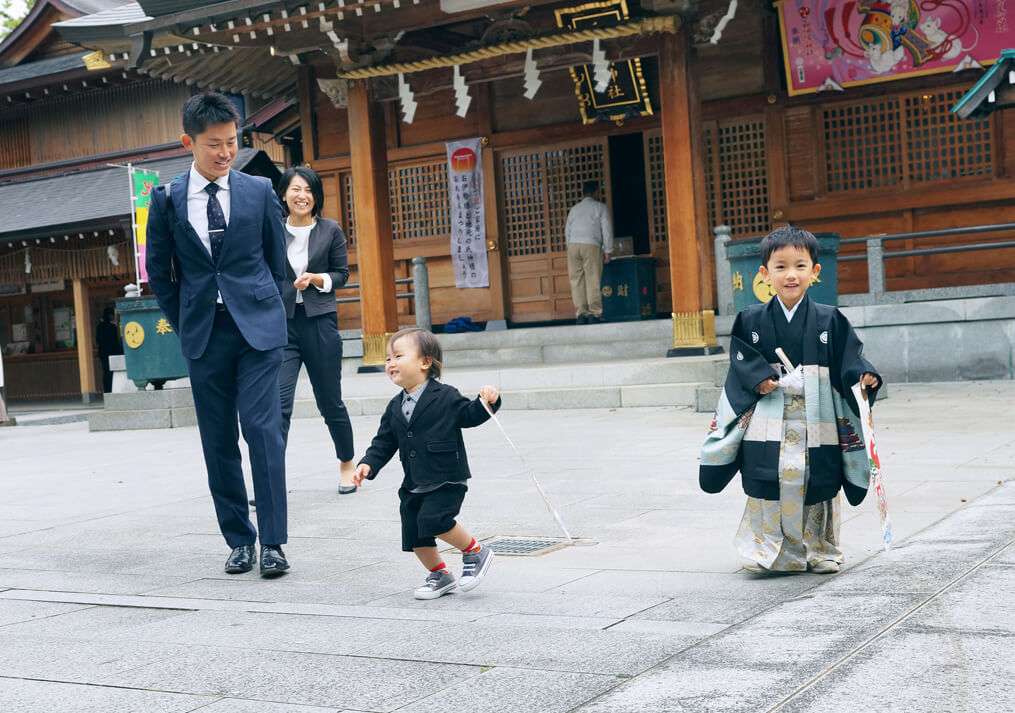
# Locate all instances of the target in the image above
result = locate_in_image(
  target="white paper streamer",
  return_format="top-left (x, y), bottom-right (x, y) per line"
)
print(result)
top-left (453, 65), bottom-right (472, 118)
top-left (592, 39), bottom-right (610, 93)
top-left (523, 48), bottom-right (542, 100)
top-left (709, 0), bottom-right (738, 45)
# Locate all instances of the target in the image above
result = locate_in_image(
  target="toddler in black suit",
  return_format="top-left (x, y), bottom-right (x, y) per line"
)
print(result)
top-left (355, 327), bottom-right (501, 599)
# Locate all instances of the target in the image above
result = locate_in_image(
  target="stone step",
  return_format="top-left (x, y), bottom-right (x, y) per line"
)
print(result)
top-left (329, 356), bottom-right (726, 399)
top-left (337, 320), bottom-right (674, 368)
top-left (91, 352), bottom-right (725, 431)
top-left (90, 382), bottom-right (702, 431)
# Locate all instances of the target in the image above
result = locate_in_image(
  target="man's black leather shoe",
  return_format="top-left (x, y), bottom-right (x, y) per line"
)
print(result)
top-left (260, 545), bottom-right (290, 578)
top-left (224, 545), bottom-right (255, 574)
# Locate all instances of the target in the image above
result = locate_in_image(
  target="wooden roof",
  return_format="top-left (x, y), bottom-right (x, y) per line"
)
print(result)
top-left (0, 148), bottom-right (278, 242)
top-left (53, 1), bottom-right (682, 100)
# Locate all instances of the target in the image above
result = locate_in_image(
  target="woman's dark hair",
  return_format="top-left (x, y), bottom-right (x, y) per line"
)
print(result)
top-left (182, 92), bottom-right (241, 138)
top-left (277, 166), bottom-right (325, 217)
top-left (388, 327), bottom-right (443, 380)
top-left (760, 225), bottom-right (819, 266)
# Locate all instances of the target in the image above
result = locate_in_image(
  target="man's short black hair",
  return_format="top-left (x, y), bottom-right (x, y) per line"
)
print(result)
top-left (582, 180), bottom-right (599, 197)
top-left (182, 92), bottom-right (241, 137)
top-left (760, 226), bottom-right (819, 266)
top-left (277, 166), bottom-right (325, 217)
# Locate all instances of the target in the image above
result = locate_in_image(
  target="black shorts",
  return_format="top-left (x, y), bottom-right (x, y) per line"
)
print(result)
top-left (398, 483), bottom-right (468, 552)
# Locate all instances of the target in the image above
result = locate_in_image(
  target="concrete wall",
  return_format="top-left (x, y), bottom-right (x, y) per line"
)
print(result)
top-left (717, 296), bottom-right (1015, 383)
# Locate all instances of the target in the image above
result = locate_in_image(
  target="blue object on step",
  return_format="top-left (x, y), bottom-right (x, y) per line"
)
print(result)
top-left (444, 316), bottom-right (483, 333)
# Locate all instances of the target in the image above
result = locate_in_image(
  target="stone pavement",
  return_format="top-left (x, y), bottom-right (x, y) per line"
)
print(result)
top-left (0, 381), bottom-right (1012, 713)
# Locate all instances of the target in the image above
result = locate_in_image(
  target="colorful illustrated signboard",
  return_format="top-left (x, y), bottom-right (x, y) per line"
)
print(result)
top-left (130, 167), bottom-right (159, 285)
top-left (852, 383), bottom-right (893, 550)
top-left (778, 0), bottom-right (1011, 95)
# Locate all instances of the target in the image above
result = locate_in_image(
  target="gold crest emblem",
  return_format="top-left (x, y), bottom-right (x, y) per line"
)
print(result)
top-left (123, 321), bottom-right (145, 349)
top-left (752, 270), bottom-right (777, 303)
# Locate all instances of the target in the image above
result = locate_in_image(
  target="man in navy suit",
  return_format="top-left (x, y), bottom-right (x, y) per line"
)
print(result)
top-left (146, 93), bottom-right (291, 578)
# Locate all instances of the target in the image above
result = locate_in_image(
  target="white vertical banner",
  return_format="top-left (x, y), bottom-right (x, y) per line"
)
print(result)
top-left (446, 138), bottom-right (489, 289)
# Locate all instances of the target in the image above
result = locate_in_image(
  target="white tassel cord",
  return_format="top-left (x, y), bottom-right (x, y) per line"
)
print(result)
top-left (480, 399), bottom-right (574, 542)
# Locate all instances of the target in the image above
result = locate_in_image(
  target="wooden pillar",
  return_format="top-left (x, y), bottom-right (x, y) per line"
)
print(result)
top-left (72, 278), bottom-right (99, 402)
top-left (659, 27), bottom-right (721, 356)
top-left (478, 85), bottom-right (509, 323)
top-left (297, 66), bottom-right (319, 162)
top-left (348, 79), bottom-right (398, 371)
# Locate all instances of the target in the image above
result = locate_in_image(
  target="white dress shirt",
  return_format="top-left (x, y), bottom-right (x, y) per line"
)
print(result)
top-left (564, 197), bottom-right (614, 254)
top-left (285, 220), bottom-right (332, 304)
top-left (776, 296), bottom-right (803, 323)
top-left (187, 164), bottom-right (230, 303)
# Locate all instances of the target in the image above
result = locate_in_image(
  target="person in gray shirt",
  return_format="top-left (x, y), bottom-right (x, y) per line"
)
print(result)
top-left (565, 180), bottom-right (614, 324)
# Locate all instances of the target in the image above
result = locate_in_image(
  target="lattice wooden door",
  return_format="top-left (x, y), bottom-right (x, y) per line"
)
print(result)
top-left (499, 139), bottom-right (610, 322)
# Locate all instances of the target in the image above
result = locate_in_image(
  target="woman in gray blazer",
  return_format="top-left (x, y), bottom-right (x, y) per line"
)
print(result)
top-left (277, 166), bottom-right (357, 494)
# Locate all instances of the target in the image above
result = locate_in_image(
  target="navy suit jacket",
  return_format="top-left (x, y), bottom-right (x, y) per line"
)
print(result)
top-left (145, 169), bottom-right (288, 360)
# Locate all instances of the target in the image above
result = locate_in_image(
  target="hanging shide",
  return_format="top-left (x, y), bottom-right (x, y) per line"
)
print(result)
top-left (0, 242), bottom-right (133, 285)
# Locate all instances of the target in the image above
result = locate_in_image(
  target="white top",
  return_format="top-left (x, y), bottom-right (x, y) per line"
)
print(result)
top-left (286, 220), bottom-right (331, 304)
top-left (564, 197), bottom-right (614, 253)
top-left (777, 296), bottom-right (803, 323)
top-left (186, 163), bottom-right (231, 303)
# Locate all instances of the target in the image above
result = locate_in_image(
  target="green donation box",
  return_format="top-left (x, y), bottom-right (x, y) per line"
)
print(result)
top-left (115, 296), bottom-right (188, 389)
top-left (726, 233), bottom-right (840, 313)
top-left (602, 256), bottom-right (657, 322)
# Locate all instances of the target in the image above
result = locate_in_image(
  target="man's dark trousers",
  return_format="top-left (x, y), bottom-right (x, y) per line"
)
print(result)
top-left (189, 306), bottom-right (286, 547)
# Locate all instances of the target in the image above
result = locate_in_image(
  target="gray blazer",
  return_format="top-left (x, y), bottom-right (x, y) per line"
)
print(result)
top-left (281, 218), bottom-right (350, 319)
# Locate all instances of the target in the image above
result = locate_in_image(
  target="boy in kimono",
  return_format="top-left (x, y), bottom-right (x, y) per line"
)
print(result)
top-left (700, 226), bottom-right (882, 574)
top-left (354, 327), bottom-right (501, 599)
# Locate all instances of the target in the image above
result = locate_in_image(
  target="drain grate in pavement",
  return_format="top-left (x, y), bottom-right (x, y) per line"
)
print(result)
top-left (483, 536), bottom-right (571, 556)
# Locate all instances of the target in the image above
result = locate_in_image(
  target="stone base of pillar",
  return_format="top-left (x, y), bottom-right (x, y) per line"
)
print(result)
top-left (667, 345), bottom-right (725, 358)
top-left (358, 332), bottom-right (392, 374)
top-left (667, 310), bottom-right (721, 357)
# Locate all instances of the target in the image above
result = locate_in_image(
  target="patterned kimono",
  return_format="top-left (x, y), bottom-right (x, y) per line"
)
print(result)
top-left (700, 296), bottom-right (881, 573)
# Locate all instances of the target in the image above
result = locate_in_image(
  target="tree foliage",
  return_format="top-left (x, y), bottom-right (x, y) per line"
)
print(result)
top-left (1, 0), bottom-right (37, 40)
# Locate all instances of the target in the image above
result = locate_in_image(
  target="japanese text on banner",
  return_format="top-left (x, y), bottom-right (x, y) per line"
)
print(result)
top-left (445, 139), bottom-right (489, 289)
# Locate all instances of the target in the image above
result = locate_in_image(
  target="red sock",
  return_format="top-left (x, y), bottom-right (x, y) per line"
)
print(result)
top-left (429, 562), bottom-right (447, 573)
top-left (463, 538), bottom-right (481, 554)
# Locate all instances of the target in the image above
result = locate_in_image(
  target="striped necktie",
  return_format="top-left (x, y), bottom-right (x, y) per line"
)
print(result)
top-left (204, 182), bottom-right (225, 264)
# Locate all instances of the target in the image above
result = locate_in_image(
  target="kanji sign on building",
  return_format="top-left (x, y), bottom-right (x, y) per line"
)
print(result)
top-left (445, 139), bottom-right (489, 289)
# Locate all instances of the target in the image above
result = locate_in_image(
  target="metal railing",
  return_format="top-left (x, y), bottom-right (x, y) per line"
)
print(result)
top-left (335, 255), bottom-right (432, 330)
top-left (714, 223), bottom-right (1015, 312)
top-left (838, 222), bottom-right (1015, 306)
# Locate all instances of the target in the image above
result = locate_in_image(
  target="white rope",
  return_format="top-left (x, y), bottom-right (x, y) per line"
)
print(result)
top-left (481, 399), bottom-right (574, 541)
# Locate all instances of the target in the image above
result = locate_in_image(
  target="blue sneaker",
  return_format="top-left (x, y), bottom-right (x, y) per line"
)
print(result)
top-left (458, 547), bottom-right (494, 592)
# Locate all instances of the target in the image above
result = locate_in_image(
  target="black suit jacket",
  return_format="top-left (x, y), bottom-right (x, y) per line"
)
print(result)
top-left (359, 379), bottom-right (502, 489)
top-left (281, 218), bottom-right (350, 319)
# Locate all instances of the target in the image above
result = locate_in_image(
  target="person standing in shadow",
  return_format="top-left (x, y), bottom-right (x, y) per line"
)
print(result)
top-left (96, 307), bottom-right (122, 394)
top-left (275, 166), bottom-right (358, 494)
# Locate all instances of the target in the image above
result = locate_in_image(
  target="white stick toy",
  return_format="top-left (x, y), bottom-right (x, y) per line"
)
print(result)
top-left (480, 398), bottom-right (574, 542)
top-left (774, 347), bottom-right (795, 373)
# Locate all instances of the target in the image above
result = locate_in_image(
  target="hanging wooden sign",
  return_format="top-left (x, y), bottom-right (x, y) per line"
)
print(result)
top-left (555, 0), bottom-right (653, 126)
